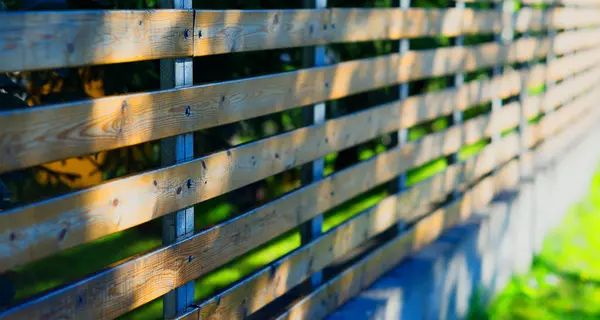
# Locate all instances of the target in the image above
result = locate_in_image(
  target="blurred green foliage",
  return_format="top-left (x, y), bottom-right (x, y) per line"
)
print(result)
top-left (470, 163), bottom-right (600, 320)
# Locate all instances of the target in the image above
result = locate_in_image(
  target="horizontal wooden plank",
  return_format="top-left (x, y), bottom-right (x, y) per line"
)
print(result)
top-left (2, 49), bottom-right (591, 275)
top-left (463, 0), bottom-right (600, 7)
top-left (0, 97), bottom-right (485, 270)
top-left (14, 83), bottom-right (596, 320)
top-left (529, 0), bottom-right (600, 5)
top-left (2, 8), bottom-right (595, 73)
top-left (3, 31), bottom-right (598, 174)
top-left (552, 29), bottom-right (600, 55)
top-left (3, 58), bottom-right (595, 320)
top-left (527, 45), bottom-right (600, 83)
top-left (522, 92), bottom-right (595, 149)
top-left (256, 85), bottom-right (598, 319)
top-left (186, 99), bottom-right (600, 320)
top-left (527, 83), bottom-right (600, 148)
top-left (1, 42), bottom-right (596, 320)
top-left (538, 89), bottom-right (600, 139)
top-left (0, 107), bottom-right (520, 319)
top-left (531, 101), bottom-right (600, 170)
top-left (275, 106), bottom-right (600, 319)
top-left (276, 158), bottom-right (523, 320)
top-left (0, 10), bottom-right (194, 73)
top-left (512, 8), bottom-right (600, 32)
top-left (522, 95), bottom-right (594, 150)
top-left (2, 48), bottom-right (598, 278)
top-left (194, 8), bottom-right (506, 56)
top-left (176, 132), bottom-right (523, 320)
top-left (521, 0), bottom-right (600, 5)
top-left (521, 65), bottom-right (600, 117)
top-left (547, 8), bottom-right (600, 29)
top-left (540, 67), bottom-right (600, 113)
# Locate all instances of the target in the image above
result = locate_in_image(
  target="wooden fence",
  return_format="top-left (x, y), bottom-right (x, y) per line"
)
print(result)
top-left (1, 0), bottom-right (600, 319)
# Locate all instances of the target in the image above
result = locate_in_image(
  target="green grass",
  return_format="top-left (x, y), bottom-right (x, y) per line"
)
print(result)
top-left (323, 188), bottom-right (389, 232)
top-left (193, 230), bottom-right (301, 300)
top-left (11, 228), bottom-right (161, 302)
top-left (529, 83), bottom-right (546, 96)
top-left (472, 163), bottom-right (600, 320)
top-left (195, 198), bottom-right (237, 229)
top-left (407, 158), bottom-right (448, 186)
top-left (120, 230), bottom-right (302, 319)
top-left (459, 139), bottom-right (489, 161)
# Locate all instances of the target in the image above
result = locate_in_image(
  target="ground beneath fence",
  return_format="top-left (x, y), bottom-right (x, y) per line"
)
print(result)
top-left (478, 164), bottom-right (600, 320)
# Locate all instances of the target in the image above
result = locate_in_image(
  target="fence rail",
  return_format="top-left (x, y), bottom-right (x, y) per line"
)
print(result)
top-left (0, 1), bottom-right (599, 319)
top-left (1, 28), bottom-right (599, 173)
top-left (2, 7), bottom-right (600, 72)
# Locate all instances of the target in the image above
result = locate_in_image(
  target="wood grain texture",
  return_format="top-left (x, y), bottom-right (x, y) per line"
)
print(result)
top-left (532, 101), bottom-right (600, 170)
top-left (463, 0), bottom-right (600, 6)
top-left (3, 32), bottom-right (598, 173)
top-left (0, 10), bottom-right (194, 73)
top-left (177, 177), bottom-right (458, 320)
top-left (0, 6), bottom-right (597, 320)
top-left (552, 29), bottom-right (600, 55)
top-left (0, 109), bottom-right (518, 320)
top-left (276, 159), bottom-right (522, 320)
top-left (548, 8), bottom-right (600, 29)
top-left (274, 113), bottom-right (600, 320)
top-left (512, 8), bottom-right (600, 32)
top-left (525, 0), bottom-right (600, 6)
top-left (1, 8), bottom-right (597, 73)
top-left (203, 81), bottom-right (600, 320)
top-left (193, 8), bottom-right (502, 56)
top-left (518, 66), bottom-right (600, 123)
top-left (538, 67), bottom-right (600, 113)
top-left (193, 7), bottom-right (599, 56)
top-left (523, 87), bottom-right (599, 152)
top-left (176, 132), bottom-right (524, 320)
top-left (541, 46), bottom-right (600, 81)
top-left (538, 89), bottom-right (600, 140)
top-left (2, 47), bottom-right (598, 278)
top-left (18, 74), bottom-right (600, 320)
top-left (2, 47), bottom-right (591, 275)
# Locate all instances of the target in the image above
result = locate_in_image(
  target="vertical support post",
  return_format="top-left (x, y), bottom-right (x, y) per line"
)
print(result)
top-left (545, 14), bottom-right (557, 96)
top-left (492, 0), bottom-right (515, 143)
top-left (160, 0), bottom-right (194, 318)
top-left (300, 0), bottom-right (327, 288)
top-left (391, 0), bottom-right (410, 231)
top-left (528, 2), bottom-right (557, 255)
top-left (450, 0), bottom-right (465, 200)
top-left (563, 4), bottom-right (575, 76)
top-left (534, 4), bottom-right (559, 249)
top-left (513, 1), bottom-right (537, 268)
top-left (513, 1), bottom-right (529, 175)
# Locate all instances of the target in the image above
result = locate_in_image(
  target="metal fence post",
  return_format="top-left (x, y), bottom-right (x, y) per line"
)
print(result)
top-left (300, 0), bottom-right (327, 288)
top-left (392, 0), bottom-right (411, 231)
top-left (160, 0), bottom-right (195, 318)
top-left (493, 0), bottom-right (515, 147)
top-left (513, 1), bottom-right (528, 174)
top-left (450, 0), bottom-right (465, 200)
